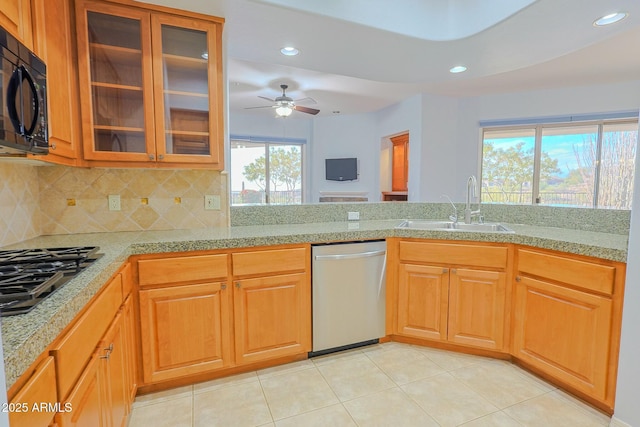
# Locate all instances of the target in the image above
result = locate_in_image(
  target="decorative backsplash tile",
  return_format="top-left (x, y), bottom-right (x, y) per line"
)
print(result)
top-left (0, 163), bottom-right (228, 247)
top-left (38, 166), bottom-right (228, 235)
top-left (0, 163), bottom-right (40, 247)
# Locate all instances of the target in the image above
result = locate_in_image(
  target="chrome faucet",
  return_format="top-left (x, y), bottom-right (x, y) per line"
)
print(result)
top-left (441, 194), bottom-right (458, 223)
top-left (464, 175), bottom-right (482, 224)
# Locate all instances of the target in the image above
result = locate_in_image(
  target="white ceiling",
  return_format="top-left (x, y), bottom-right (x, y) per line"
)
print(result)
top-left (141, 0), bottom-right (640, 117)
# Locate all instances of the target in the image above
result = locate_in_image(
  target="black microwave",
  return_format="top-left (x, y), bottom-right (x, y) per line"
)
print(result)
top-left (0, 26), bottom-right (48, 155)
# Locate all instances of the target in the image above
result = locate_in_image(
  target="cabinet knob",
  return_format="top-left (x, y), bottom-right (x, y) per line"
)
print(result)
top-left (515, 276), bottom-right (521, 282)
top-left (148, 154), bottom-right (155, 160)
top-left (442, 268), bottom-right (449, 273)
top-left (221, 283), bottom-right (227, 290)
top-left (235, 282), bottom-right (241, 289)
top-left (158, 154), bottom-right (165, 160)
top-left (451, 268), bottom-right (457, 274)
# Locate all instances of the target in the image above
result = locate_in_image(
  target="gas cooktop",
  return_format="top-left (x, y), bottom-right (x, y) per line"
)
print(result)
top-left (0, 247), bottom-right (103, 316)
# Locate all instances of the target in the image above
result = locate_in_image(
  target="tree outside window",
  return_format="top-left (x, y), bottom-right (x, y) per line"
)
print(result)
top-left (481, 119), bottom-right (638, 209)
top-left (230, 140), bottom-right (303, 205)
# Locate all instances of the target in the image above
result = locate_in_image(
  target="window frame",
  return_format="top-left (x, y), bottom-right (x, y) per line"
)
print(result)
top-left (480, 118), bottom-right (638, 209)
top-left (230, 136), bottom-right (305, 206)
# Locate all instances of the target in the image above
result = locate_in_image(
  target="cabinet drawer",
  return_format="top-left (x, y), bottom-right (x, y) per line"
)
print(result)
top-left (232, 247), bottom-right (307, 277)
top-left (138, 254), bottom-right (228, 286)
top-left (517, 249), bottom-right (615, 295)
top-left (399, 241), bottom-right (508, 269)
top-left (9, 356), bottom-right (57, 427)
top-left (52, 274), bottom-right (123, 401)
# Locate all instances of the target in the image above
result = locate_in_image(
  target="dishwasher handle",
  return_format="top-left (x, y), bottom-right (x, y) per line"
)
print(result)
top-left (314, 250), bottom-right (386, 261)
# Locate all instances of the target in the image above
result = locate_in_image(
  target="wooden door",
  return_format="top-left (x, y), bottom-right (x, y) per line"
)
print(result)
top-left (31, 0), bottom-right (79, 163)
top-left (512, 276), bottom-right (613, 400)
top-left (234, 273), bottom-right (311, 364)
top-left (448, 268), bottom-right (506, 350)
top-left (139, 281), bottom-right (232, 384)
top-left (57, 353), bottom-right (106, 427)
top-left (100, 311), bottom-right (128, 427)
top-left (0, 0), bottom-right (33, 48)
top-left (150, 14), bottom-right (223, 166)
top-left (75, 1), bottom-right (156, 162)
top-left (396, 263), bottom-right (449, 341)
top-left (391, 133), bottom-right (408, 191)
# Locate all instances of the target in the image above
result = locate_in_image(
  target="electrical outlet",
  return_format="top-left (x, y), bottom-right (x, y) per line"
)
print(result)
top-left (108, 195), bottom-right (121, 211)
top-left (348, 211), bottom-right (360, 221)
top-left (204, 195), bottom-right (221, 210)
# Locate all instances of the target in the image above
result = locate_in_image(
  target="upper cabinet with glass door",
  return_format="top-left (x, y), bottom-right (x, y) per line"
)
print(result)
top-left (75, 1), bottom-right (224, 168)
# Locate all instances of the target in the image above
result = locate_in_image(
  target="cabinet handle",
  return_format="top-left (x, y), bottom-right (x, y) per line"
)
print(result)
top-left (158, 154), bottom-right (165, 160)
top-left (442, 268), bottom-right (449, 273)
top-left (104, 343), bottom-right (114, 352)
top-left (515, 276), bottom-right (521, 282)
top-left (221, 283), bottom-right (227, 290)
top-left (451, 268), bottom-right (457, 274)
top-left (148, 154), bottom-right (155, 160)
top-left (235, 282), bottom-right (241, 289)
top-left (100, 350), bottom-right (111, 360)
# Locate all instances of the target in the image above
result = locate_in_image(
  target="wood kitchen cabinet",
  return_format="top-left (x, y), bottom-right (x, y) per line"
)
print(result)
top-left (394, 240), bottom-right (509, 351)
top-left (231, 247), bottom-right (311, 364)
top-left (135, 245), bottom-right (311, 385)
top-left (0, 0), bottom-right (33, 48)
top-left (512, 248), bottom-right (625, 409)
top-left (390, 133), bottom-right (409, 192)
top-left (54, 264), bottom-right (136, 427)
top-left (137, 254), bottom-right (232, 384)
top-left (30, 0), bottom-right (81, 164)
top-left (8, 356), bottom-right (58, 427)
top-left (75, 0), bottom-right (224, 168)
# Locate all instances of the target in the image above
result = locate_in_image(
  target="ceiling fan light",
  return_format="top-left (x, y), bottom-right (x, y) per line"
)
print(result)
top-left (276, 105), bottom-right (293, 116)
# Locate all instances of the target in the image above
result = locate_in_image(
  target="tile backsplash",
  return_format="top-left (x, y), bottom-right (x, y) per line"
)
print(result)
top-left (0, 163), bottom-right (40, 246)
top-left (0, 163), bottom-right (228, 247)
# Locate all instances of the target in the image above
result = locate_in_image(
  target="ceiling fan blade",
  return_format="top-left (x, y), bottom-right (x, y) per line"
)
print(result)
top-left (257, 96), bottom-right (275, 102)
top-left (294, 105), bottom-right (320, 115)
top-left (294, 97), bottom-right (317, 105)
top-left (244, 105), bottom-right (275, 110)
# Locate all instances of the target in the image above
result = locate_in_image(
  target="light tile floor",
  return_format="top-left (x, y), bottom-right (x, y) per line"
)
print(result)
top-left (128, 342), bottom-right (611, 427)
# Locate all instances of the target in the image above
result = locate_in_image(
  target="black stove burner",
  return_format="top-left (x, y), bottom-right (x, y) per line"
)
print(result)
top-left (0, 246), bottom-right (102, 316)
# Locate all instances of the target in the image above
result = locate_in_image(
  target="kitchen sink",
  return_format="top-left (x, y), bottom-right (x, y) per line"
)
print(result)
top-left (396, 220), bottom-right (514, 233)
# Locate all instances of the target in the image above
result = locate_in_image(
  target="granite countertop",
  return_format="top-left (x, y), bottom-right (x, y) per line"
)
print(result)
top-left (0, 219), bottom-right (629, 390)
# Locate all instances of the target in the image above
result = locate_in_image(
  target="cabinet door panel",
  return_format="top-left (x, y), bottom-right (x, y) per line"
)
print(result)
top-left (448, 268), bottom-right (506, 350)
top-left (9, 356), bottom-right (57, 427)
top-left (513, 276), bottom-right (612, 399)
top-left (396, 264), bottom-right (448, 341)
top-left (75, 2), bottom-right (156, 162)
top-left (139, 282), bottom-right (231, 383)
top-left (151, 14), bottom-right (223, 165)
top-left (101, 312), bottom-right (128, 427)
top-left (234, 273), bottom-right (310, 364)
top-left (0, 0), bottom-right (32, 48)
top-left (57, 353), bottom-right (105, 427)
top-left (32, 0), bottom-right (79, 161)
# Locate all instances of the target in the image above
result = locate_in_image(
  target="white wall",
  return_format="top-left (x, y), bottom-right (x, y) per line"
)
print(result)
top-left (612, 114), bottom-right (640, 427)
top-left (310, 113), bottom-right (378, 202)
top-left (375, 95), bottom-right (423, 201)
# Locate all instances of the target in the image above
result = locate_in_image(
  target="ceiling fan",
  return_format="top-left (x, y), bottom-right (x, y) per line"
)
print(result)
top-left (245, 84), bottom-right (320, 117)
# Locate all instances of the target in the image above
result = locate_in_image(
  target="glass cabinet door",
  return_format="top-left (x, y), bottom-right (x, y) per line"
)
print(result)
top-left (152, 14), bottom-right (222, 164)
top-left (77, 3), bottom-right (155, 161)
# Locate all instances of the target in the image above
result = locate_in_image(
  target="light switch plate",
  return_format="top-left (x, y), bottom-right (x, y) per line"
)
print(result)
top-left (348, 211), bottom-right (360, 221)
top-left (205, 195), bottom-right (221, 210)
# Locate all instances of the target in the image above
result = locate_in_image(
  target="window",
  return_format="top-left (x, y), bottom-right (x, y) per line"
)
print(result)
top-left (481, 118), bottom-right (638, 209)
top-left (230, 137), bottom-right (304, 205)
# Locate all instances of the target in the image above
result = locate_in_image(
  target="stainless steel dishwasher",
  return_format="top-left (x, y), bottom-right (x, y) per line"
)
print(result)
top-left (311, 240), bottom-right (386, 356)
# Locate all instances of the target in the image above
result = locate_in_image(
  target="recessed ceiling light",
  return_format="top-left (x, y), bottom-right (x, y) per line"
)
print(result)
top-left (449, 65), bottom-right (467, 74)
top-left (594, 12), bottom-right (628, 26)
top-left (281, 46), bottom-right (300, 56)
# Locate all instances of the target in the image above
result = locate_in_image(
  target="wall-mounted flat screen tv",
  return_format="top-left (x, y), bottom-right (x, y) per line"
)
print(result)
top-left (325, 157), bottom-right (358, 181)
